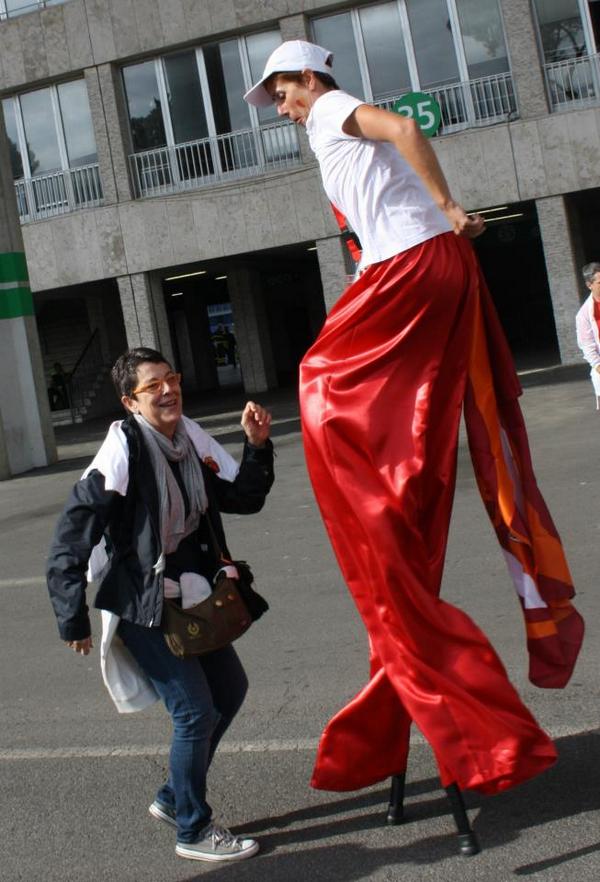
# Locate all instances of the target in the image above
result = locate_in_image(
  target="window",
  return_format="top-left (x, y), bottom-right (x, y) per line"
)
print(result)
top-left (245, 31), bottom-right (282, 124)
top-left (123, 30), bottom-right (301, 195)
top-left (312, 12), bottom-right (365, 97)
top-left (534, 2), bottom-right (599, 107)
top-left (123, 30), bottom-right (282, 148)
top-left (455, 0), bottom-right (510, 78)
top-left (406, 0), bottom-right (460, 87)
top-left (164, 52), bottom-right (209, 144)
top-left (2, 80), bottom-right (101, 221)
top-left (311, 1), bottom-right (513, 130)
top-left (0, 0), bottom-right (66, 20)
top-left (123, 61), bottom-right (167, 152)
top-left (58, 80), bottom-right (99, 168)
top-left (533, 0), bottom-right (588, 61)
top-left (312, 0), bottom-right (511, 98)
top-left (1, 97), bottom-right (23, 179)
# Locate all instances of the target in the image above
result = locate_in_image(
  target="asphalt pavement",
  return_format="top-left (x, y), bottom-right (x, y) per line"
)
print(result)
top-left (1, 376), bottom-right (599, 882)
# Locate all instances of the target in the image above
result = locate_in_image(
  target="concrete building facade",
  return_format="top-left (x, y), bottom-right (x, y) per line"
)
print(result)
top-left (0, 0), bottom-right (599, 443)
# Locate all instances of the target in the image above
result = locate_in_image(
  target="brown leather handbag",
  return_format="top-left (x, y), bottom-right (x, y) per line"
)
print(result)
top-left (161, 571), bottom-right (254, 658)
top-left (161, 516), bottom-right (268, 659)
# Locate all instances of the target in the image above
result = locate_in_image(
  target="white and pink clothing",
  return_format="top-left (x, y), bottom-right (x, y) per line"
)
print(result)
top-left (575, 294), bottom-right (600, 407)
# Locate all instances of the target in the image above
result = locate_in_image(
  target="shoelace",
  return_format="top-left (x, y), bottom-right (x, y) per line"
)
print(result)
top-left (208, 823), bottom-right (240, 850)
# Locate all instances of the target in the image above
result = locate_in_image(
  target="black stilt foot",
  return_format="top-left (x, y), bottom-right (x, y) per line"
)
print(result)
top-left (386, 772), bottom-right (406, 825)
top-left (444, 783), bottom-right (480, 856)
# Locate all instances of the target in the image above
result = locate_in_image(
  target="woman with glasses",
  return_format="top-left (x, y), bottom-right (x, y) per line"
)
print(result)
top-left (47, 347), bottom-right (273, 864)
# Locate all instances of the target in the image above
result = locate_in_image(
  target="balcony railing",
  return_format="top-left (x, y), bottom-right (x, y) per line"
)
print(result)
top-left (14, 163), bottom-right (103, 223)
top-left (375, 72), bottom-right (517, 135)
top-left (544, 53), bottom-right (600, 110)
top-left (129, 119), bottom-right (301, 199)
top-left (0, 1), bottom-right (66, 21)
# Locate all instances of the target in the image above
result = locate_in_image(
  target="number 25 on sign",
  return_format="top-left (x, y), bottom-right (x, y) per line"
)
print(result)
top-left (392, 92), bottom-right (441, 138)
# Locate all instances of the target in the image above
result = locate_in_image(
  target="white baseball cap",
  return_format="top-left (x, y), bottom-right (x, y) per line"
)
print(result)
top-left (243, 40), bottom-right (334, 108)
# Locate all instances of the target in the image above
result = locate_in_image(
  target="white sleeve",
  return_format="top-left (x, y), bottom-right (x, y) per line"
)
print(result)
top-left (576, 304), bottom-right (600, 368)
top-left (314, 91), bottom-right (364, 140)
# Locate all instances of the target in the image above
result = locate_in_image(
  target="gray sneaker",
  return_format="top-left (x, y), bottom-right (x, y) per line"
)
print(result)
top-left (148, 799), bottom-right (177, 828)
top-left (175, 821), bottom-right (259, 862)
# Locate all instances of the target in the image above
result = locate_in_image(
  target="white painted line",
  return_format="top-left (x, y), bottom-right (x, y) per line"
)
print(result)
top-left (1, 724), bottom-right (594, 763)
top-left (0, 739), bottom-right (318, 762)
top-left (0, 577), bottom-right (44, 589)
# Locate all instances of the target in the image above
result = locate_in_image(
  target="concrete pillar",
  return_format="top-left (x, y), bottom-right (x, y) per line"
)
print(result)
top-left (0, 114), bottom-right (56, 478)
top-left (315, 236), bottom-right (352, 313)
top-left (96, 63), bottom-right (135, 202)
top-left (84, 67), bottom-right (118, 205)
top-left (227, 267), bottom-right (276, 393)
top-left (85, 292), bottom-right (112, 363)
top-left (536, 195), bottom-right (582, 364)
top-left (499, 0), bottom-right (550, 118)
top-left (117, 272), bottom-right (175, 366)
top-left (279, 14), bottom-right (310, 42)
top-left (181, 291), bottom-right (218, 392)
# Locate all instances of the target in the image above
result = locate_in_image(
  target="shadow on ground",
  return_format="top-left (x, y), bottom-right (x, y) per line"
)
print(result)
top-left (181, 730), bottom-right (600, 882)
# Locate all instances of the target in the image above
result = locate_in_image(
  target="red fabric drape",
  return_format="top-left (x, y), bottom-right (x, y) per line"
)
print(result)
top-left (300, 232), bottom-right (583, 795)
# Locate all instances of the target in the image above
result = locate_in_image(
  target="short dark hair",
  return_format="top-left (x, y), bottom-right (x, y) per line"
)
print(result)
top-left (265, 70), bottom-right (339, 91)
top-left (582, 262), bottom-right (600, 285)
top-left (111, 347), bottom-right (171, 398)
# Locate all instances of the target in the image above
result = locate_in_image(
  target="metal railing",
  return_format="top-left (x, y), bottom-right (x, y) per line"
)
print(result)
top-left (544, 53), bottom-right (600, 110)
top-left (375, 72), bottom-right (517, 135)
top-left (0, 1), bottom-right (66, 20)
top-left (129, 119), bottom-right (301, 199)
top-left (67, 328), bottom-right (104, 421)
top-left (14, 163), bottom-right (103, 223)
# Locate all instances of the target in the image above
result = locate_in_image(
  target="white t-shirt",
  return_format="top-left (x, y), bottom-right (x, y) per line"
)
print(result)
top-left (305, 90), bottom-right (451, 268)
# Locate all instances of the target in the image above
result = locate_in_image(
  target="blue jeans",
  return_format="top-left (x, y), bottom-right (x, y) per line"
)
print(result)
top-left (117, 620), bottom-right (248, 843)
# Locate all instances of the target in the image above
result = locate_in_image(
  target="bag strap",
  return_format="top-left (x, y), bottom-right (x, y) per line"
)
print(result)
top-left (203, 509), bottom-right (231, 565)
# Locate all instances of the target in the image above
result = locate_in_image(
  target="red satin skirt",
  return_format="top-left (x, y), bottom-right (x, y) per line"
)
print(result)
top-left (300, 232), bottom-right (583, 795)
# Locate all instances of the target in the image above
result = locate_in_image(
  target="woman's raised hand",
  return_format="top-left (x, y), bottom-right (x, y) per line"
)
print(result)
top-left (241, 401), bottom-right (272, 447)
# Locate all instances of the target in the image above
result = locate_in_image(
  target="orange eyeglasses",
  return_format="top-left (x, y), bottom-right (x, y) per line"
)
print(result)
top-left (132, 372), bottom-right (182, 396)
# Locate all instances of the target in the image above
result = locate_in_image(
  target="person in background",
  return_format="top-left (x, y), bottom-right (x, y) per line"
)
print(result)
top-left (575, 261), bottom-right (600, 408)
top-left (47, 347), bottom-right (273, 864)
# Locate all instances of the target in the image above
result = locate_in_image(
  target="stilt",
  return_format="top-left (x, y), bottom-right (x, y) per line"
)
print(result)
top-left (386, 772), bottom-right (406, 825)
top-left (444, 783), bottom-right (480, 856)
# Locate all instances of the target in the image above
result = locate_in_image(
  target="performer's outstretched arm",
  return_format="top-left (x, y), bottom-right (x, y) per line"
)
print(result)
top-left (342, 105), bottom-right (484, 240)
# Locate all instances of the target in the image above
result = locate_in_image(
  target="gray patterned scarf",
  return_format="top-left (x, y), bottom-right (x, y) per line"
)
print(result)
top-left (134, 415), bottom-right (208, 566)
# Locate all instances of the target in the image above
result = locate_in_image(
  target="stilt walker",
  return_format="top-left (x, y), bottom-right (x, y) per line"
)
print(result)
top-left (244, 41), bottom-right (584, 854)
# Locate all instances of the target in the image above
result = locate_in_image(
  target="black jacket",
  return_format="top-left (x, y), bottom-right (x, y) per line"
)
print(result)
top-left (47, 416), bottom-right (274, 641)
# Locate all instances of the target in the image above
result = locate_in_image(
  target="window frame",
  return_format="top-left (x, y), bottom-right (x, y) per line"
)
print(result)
top-left (3, 78), bottom-right (96, 181)
top-left (123, 30), bottom-right (278, 158)
top-left (3, 78), bottom-right (100, 220)
top-left (310, 0), bottom-right (512, 99)
top-left (532, 0), bottom-right (598, 62)
top-left (0, 0), bottom-right (66, 21)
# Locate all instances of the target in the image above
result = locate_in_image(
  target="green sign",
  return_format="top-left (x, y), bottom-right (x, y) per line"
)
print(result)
top-left (0, 252), bottom-right (33, 319)
top-left (392, 92), bottom-right (441, 138)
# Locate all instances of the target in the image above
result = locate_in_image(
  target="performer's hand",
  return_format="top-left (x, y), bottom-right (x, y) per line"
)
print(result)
top-left (443, 201), bottom-right (485, 239)
top-left (66, 636), bottom-right (93, 656)
top-left (241, 401), bottom-right (272, 447)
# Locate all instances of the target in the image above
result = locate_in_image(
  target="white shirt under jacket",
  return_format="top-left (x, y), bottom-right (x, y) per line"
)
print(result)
top-left (83, 415), bottom-right (239, 713)
top-left (575, 294), bottom-right (600, 407)
top-left (305, 90), bottom-right (451, 270)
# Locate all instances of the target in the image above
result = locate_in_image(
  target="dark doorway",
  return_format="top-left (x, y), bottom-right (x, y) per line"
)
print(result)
top-left (472, 201), bottom-right (560, 370)
top-left (260, 245), bottom-right (325, 387)
top-left (163, 269), bottom-right (241, 393)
